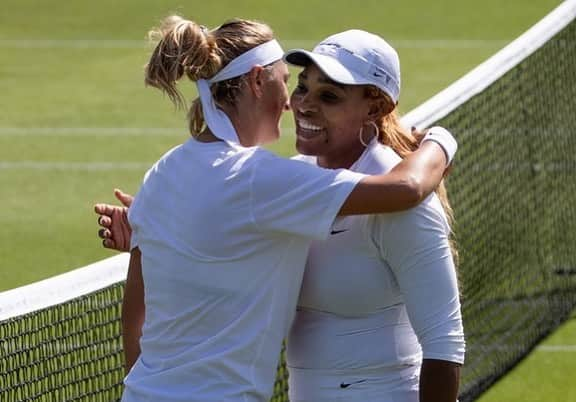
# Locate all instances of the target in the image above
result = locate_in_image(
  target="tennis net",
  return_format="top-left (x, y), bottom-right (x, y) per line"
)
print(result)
top-left (403, 0), bottom-right (576, 399)
top-left (404, 0), bottom-right (576, 399)
top-left (1, 0), bottom-right (576, 400)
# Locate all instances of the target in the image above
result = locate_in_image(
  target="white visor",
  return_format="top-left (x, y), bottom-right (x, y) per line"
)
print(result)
top-left (197, 39), bottom-right (284, 146)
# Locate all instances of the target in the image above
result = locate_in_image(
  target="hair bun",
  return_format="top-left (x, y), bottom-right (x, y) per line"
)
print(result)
top-left (145, 15), bottom-right (222, 107)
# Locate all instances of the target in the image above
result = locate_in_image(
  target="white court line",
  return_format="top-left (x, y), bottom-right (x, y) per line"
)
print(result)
top-left (393, 39), bottom-right (507, 49)
top-left (537, 345), bottom-right (576, 352)
top-left (0, 127), bottom-right (296, 136)
top-left (0, 127), bottom-right (181, 136)
top-left (0, 39), bottom-right (508, 50)
top-left (0, 39), bottom-right (149, 49)
top-left (0, 161), bottom-right (150, 170)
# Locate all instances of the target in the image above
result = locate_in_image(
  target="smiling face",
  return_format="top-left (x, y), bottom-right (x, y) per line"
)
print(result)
top-left (290, 64), bottom-right (375, 169)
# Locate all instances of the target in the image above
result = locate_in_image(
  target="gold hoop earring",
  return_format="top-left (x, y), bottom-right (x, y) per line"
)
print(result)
top-left (358, 121), bottom-right (380, 147)
top-left (358, 125), bottom-right (369, 147)
top-left (367, 120), bottom-right (380, 141)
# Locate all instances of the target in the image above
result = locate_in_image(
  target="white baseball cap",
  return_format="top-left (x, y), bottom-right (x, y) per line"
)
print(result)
top-left (284, 30), bottom-right (401, 103)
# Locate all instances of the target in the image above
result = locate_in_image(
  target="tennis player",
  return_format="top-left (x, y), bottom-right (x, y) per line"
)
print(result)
top-left (96, 17), bottom-right (458, 402)
top-left (282, 30), bottom-right (464, 402)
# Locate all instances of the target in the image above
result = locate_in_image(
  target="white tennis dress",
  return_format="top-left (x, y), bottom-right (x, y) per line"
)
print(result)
top-left (123, 138), bottom-right (365, 402)
top-left (287, 139), bottom-right (465, 402)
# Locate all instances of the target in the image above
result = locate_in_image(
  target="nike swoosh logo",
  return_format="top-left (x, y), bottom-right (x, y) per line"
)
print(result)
top-left (340, 379), bottom-right (367, 388)
top-left (330, 229), bottom-right (348, 235)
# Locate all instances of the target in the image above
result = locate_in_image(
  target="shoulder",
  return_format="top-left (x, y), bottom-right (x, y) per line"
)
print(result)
top-left (290, 154), bottom-right (317, 164)
top-left (251, 149), bottom-right (320, 175)
top-left (353, 141), bottom-right (402, 175)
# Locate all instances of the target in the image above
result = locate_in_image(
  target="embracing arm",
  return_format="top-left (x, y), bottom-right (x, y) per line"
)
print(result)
top-left (122, 247), bottom-right (145, 373)
top-left (339, 140), bottom-right (449, 215)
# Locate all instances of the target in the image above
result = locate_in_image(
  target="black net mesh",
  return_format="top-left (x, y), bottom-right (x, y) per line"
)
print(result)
top-left (438, 15), bottom-right (576, 402)
top-left (0, 282), bottom-right (289, 402)
top-left (0, 284), bottom-right (125, 401)
top-left (1, 14), bottom-right (575, 402)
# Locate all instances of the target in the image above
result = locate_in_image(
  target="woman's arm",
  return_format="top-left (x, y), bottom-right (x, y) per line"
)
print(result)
top-left (369, 203), bottom-right (465, 401)
top-left (339, 140), bottom-right (448, 215)
top-left (97, 129), bottom-right (453, 244)
top-left (420, 359), bottom-right (461, 402)
top-left (122, 247), bottom-right (145, 373)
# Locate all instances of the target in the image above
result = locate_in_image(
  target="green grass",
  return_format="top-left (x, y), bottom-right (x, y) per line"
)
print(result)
top-left (0, 0), bottom-right (562, 289)
top-left (0, 0), bottom-right (572, 401)
top-left (478, 315), bottom-right (576, 402)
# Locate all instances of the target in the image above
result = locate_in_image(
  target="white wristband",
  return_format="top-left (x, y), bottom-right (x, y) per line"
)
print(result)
top-left (421, 126), bottom-right (457, 165)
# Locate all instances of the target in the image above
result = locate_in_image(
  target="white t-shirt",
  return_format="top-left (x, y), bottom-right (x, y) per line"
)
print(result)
top-left (123, 138), bottom-right (365, 402)
top-left (286, 139), bottom-right (465, 401)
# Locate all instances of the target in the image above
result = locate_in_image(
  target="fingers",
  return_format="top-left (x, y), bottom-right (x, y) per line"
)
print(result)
top-left (411, 126), bottom-right (429, 143)
top-left (94, 189), bottom-right (133, 252)
top-left (98, 215), bottom-right (112, 227)
top-left (97, 209), bottom-right (130, 251)
top-left (102, 238), bottom-right (116, 249)
top-left (109, 207), bottom-right (132, 252)
top-left (114, 188), bottom-right (134, 208)
top-left (110, 208), bottom-right (127, 251)
top-left (94, 204), bottom-right (126, 229)
top-left (99, 228), bottom-right (117, 249)
top-left (98, 228), bottom-right (109, 238)
top-left (94, 203), bottom-right (123, 216)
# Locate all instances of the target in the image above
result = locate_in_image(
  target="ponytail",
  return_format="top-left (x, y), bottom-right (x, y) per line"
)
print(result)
top-left (145, 16), bottom-right (221, 109)
top-left (144, 16), bottom-right (274, 135)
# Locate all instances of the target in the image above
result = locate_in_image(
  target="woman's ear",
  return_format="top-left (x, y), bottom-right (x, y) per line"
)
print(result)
top-left (246, 65), bottom-right (265, 98)
top-left (367, 97), bottom-right (394, 120)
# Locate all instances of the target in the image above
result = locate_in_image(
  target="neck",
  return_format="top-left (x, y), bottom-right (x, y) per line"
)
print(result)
top-left (194, 128), bottom-right (221, 143)
top-left (316, 143), bottom-right (366, 170)
top-left (220, 102), bottom-right (260, 147)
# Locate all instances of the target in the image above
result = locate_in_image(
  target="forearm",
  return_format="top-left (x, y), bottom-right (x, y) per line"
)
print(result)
top-left (419, 359), bottom-right (461, 402)
top-left (389, 140), bottom-right (448, 202)
top-left (122, 247), bottom-right (145, 373)
top-left (339, 141), bottom-right (447, 215)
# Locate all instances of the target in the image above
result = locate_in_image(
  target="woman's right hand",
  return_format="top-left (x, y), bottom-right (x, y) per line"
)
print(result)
top-left (94, 189), bottom-right (134, 252)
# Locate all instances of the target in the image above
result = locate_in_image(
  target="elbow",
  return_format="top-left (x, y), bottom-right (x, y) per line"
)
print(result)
top-left (419, 323), bottom-right (466, 365)
top-left (402, 175), bottom-right (426, 207)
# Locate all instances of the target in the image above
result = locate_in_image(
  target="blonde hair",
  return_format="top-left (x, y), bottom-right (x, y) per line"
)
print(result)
top-left (144, 16), bottom-right (274, 135)
top-left (365, 87), bottom-right (459, 264)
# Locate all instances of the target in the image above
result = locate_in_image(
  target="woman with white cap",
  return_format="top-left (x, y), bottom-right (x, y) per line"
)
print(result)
top-left (95, 17), bottom-right (459, 402)
top-left (282, 30), bottom-right (464, 402)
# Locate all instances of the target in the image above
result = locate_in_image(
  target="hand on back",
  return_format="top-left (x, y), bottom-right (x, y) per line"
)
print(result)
top-left (94, 189), bottom-right (134, 252)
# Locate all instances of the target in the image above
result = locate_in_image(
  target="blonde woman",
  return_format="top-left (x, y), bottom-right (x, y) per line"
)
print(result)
top-left (95, 17), bottom-right (457, 402)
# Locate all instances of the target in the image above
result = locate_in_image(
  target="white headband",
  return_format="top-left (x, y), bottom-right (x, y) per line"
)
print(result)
top-left (196, 40), bottom-right (284, 145)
